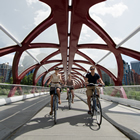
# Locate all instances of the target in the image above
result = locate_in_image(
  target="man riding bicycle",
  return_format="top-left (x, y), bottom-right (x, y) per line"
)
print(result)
top-left (65, 74), bottom-right (75, 103)
top-left (85, 66), bottom-right (104, 114)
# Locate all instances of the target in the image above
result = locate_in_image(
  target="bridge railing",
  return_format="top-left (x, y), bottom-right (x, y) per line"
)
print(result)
top-left (74, 85), bottom-right (140, 109)
top-left (0, 83), bottom-right (50, 105)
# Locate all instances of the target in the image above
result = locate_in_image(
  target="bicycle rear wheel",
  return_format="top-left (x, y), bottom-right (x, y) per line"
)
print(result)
top-left (54, 96), bottom-right (57, 124)
top-left (68, 92), bottom-right (71, 109)
top-left (95, 98), bottom-right (102, 125)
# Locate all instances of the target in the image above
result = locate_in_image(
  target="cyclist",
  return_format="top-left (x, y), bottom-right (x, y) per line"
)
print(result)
top-left (85, 66), bottom-right (104, 114)
top-left (47, 67), bottom-right (64, 115)
top-left (65, 74), bottom-right (75, 103)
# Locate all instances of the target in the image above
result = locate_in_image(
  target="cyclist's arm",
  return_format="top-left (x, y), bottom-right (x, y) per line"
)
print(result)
top-left (98, 78), bottom-right (105, 85)
top-left (60, 74), bottom-right (64, 85)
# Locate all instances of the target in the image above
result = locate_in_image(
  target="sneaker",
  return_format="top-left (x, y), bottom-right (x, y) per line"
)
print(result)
top-left (49, 111), bottom-right (53, 115)
top-left (88, 110), bottom-right (91, 114)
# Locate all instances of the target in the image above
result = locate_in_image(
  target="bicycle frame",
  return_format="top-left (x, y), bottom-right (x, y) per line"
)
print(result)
top-left (52, 84), bottom-right (59, 124)
top-left (67, 86), bottom-right (73, 109)
top-left (87, 83), bottom-right (104, 125)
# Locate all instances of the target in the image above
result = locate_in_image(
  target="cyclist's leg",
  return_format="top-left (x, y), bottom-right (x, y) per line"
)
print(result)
top-left (71, 89), bottom-right (74, 103)
top-left (56, 87), bottom-right (61, 104)
top-left (66, 88), bottom-right (69, 99)
top-left (86, 86), bottom-right (95, 113)
top-left (50, 87), bottom-right (54, 115)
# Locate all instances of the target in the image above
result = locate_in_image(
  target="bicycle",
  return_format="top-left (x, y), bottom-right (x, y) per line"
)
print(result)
top-left (51, 83), bottom-right (59, 124)
top-left (87, 83), bottom-right (104, 125)
top-left (67, 86), bottom-right (73, 109)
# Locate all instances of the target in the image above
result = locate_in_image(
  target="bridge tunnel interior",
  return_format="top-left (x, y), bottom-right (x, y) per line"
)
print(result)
top-left (0, 0), bottom-right (140, 94)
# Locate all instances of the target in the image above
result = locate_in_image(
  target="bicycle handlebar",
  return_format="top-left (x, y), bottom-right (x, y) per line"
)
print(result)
top-left (65, 85), bottom-right (74, 88)
top-left (87, 83), bottom-right (105, 87)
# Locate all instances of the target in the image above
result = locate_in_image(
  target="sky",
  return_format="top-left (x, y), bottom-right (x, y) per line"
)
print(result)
top-left (0, 0), bottom-right (140, 76)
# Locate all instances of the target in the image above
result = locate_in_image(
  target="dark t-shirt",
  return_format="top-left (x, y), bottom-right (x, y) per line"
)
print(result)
top-left (86, 72), bottom-right (100, 84)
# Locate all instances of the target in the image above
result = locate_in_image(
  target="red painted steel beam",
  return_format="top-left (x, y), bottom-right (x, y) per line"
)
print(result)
top-left (68, 0), bottom-right (106, 73)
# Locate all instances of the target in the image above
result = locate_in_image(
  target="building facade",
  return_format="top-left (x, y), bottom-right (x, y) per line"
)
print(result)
top-left (130, 61), bottom-right (140, 75)
top-left (0, 63), bottom-right (12, 83)
top-left (122, 60), bottom-right (133, 85)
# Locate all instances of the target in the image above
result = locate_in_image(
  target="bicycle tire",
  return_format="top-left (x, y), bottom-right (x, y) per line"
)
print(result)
top-left (95, 98), bottom-right (102, 125)
top-left (91, 98), bottom-right (94, 117)
top-left (68, 91), bottom-right (71, 109)
top-left (54, 96), bottom-right (57, 124)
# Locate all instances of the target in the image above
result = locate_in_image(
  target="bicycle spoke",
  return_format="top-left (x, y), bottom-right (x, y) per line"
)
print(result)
top-left (95, 98), bottom-right (102, 125)
top-left (54, 96), bottom-right (57, 124)
top-left (68, 92), bottom-right (71, 109)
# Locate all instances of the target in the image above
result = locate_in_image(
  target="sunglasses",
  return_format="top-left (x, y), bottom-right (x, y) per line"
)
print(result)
top-left (90, 68), bottom-right (95, 70)
top-left (55, 69), bottom-right (59, 70)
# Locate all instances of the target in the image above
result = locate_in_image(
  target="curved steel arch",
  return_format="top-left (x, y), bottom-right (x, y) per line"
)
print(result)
top-left (0, 0), bottom-right (139, 97)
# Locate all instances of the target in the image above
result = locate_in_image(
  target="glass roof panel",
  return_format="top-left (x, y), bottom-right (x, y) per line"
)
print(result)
top-left (36, 65), bottom-right (46, 79)
top-left (27, 48), bottom-right (58, 62)
top-left (32, 24), bottom-right (59, 44)
top-left (76, 63), bottom-right (91, 71)
top-left (121, 32), bottom-right (140, 52)
top-left (72, 73), bottom-right (84, 81)
top-left (44, 72), bottom-right (52, 81)
top-left (0, 30), bottom-right (17, 49)
top-left (78, 49), bottom-right (110, 63)
top-left (48, 53), bottom-right (62, 60)
top-left (36, 63), bottom-right (59, 79)
top-left (0, 0), bottom-right (51, 43)
top-left (58, 64), bottom-right (63, 68)
top-left (98, 52), bottom-right (118, 77)
top-left (89, 0), bottom-right (140, 53)
top-left (0, 53), bottom-right (15, 66)
top-left (73, 69), bottom-right (87, 76)
top-left (72, 64), bottom-right (80, 69)
top-left (74, 54), bottom-right (87, 61)
top-left (78, 24), bottom-right (106, 44)
top-left (76, 63), bottom-right (98, 74)
top-left (18, 51), bottom-right (37, 76)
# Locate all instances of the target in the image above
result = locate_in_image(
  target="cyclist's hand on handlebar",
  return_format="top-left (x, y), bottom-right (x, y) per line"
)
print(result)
top-left (47, 83), bottom-right (50, 87)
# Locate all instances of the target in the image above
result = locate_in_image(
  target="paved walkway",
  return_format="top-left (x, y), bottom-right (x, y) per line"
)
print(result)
top-left (2, 93), bottom-right (130, 140)
top-left (0, 94), bottom-right (51, 140)
top-left (75, 92), bottom-right (140, 140)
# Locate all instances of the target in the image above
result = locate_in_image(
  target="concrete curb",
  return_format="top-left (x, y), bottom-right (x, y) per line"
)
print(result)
top-left (0, 92), bottom-right (49, 106)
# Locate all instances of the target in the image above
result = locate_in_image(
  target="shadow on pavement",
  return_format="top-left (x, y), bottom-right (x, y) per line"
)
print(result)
top-left (8, 109), bottom-right (100, 139)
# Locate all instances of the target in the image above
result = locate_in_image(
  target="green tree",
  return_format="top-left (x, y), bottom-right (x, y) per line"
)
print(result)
top-left (21, 75), bottom-right (28, 85)
top-left (10, 77), bottom-right (13, 84)
top-left (28, 73), bottom-right (33, 85)
top-left (0, 76), bottom-right (4, 83)
top-left (20, 74), bottom-right (34, 85)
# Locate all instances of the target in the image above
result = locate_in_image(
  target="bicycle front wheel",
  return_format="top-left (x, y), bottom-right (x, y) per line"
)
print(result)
top-left (54, 96), bottom-right (57, 124)
top-left (95, 98), bottom-right (102, 125)
top-left (68, 92), bottom-right (71, 109)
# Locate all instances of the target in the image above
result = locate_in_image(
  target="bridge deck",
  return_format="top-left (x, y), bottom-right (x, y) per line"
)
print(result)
top-left (0, 92), bottom-right (140, 140)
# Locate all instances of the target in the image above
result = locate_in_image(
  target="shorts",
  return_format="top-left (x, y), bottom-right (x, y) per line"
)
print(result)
top-left (67, 87), bottom-right (74, 90)
top-left (50, 87), bottom-right (61, 95)
top-left (86, 86), bottom-right (100, 97)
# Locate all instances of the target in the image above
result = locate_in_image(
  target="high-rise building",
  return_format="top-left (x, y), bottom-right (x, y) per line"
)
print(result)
top-left (0, 63), bottom-right (12, 83)
top-left (130, 61), bottom-right (140, 75)
top-left (101, 70), bottom-right (114, 85)
top-left (122, 60), bottom-right (132, 85)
